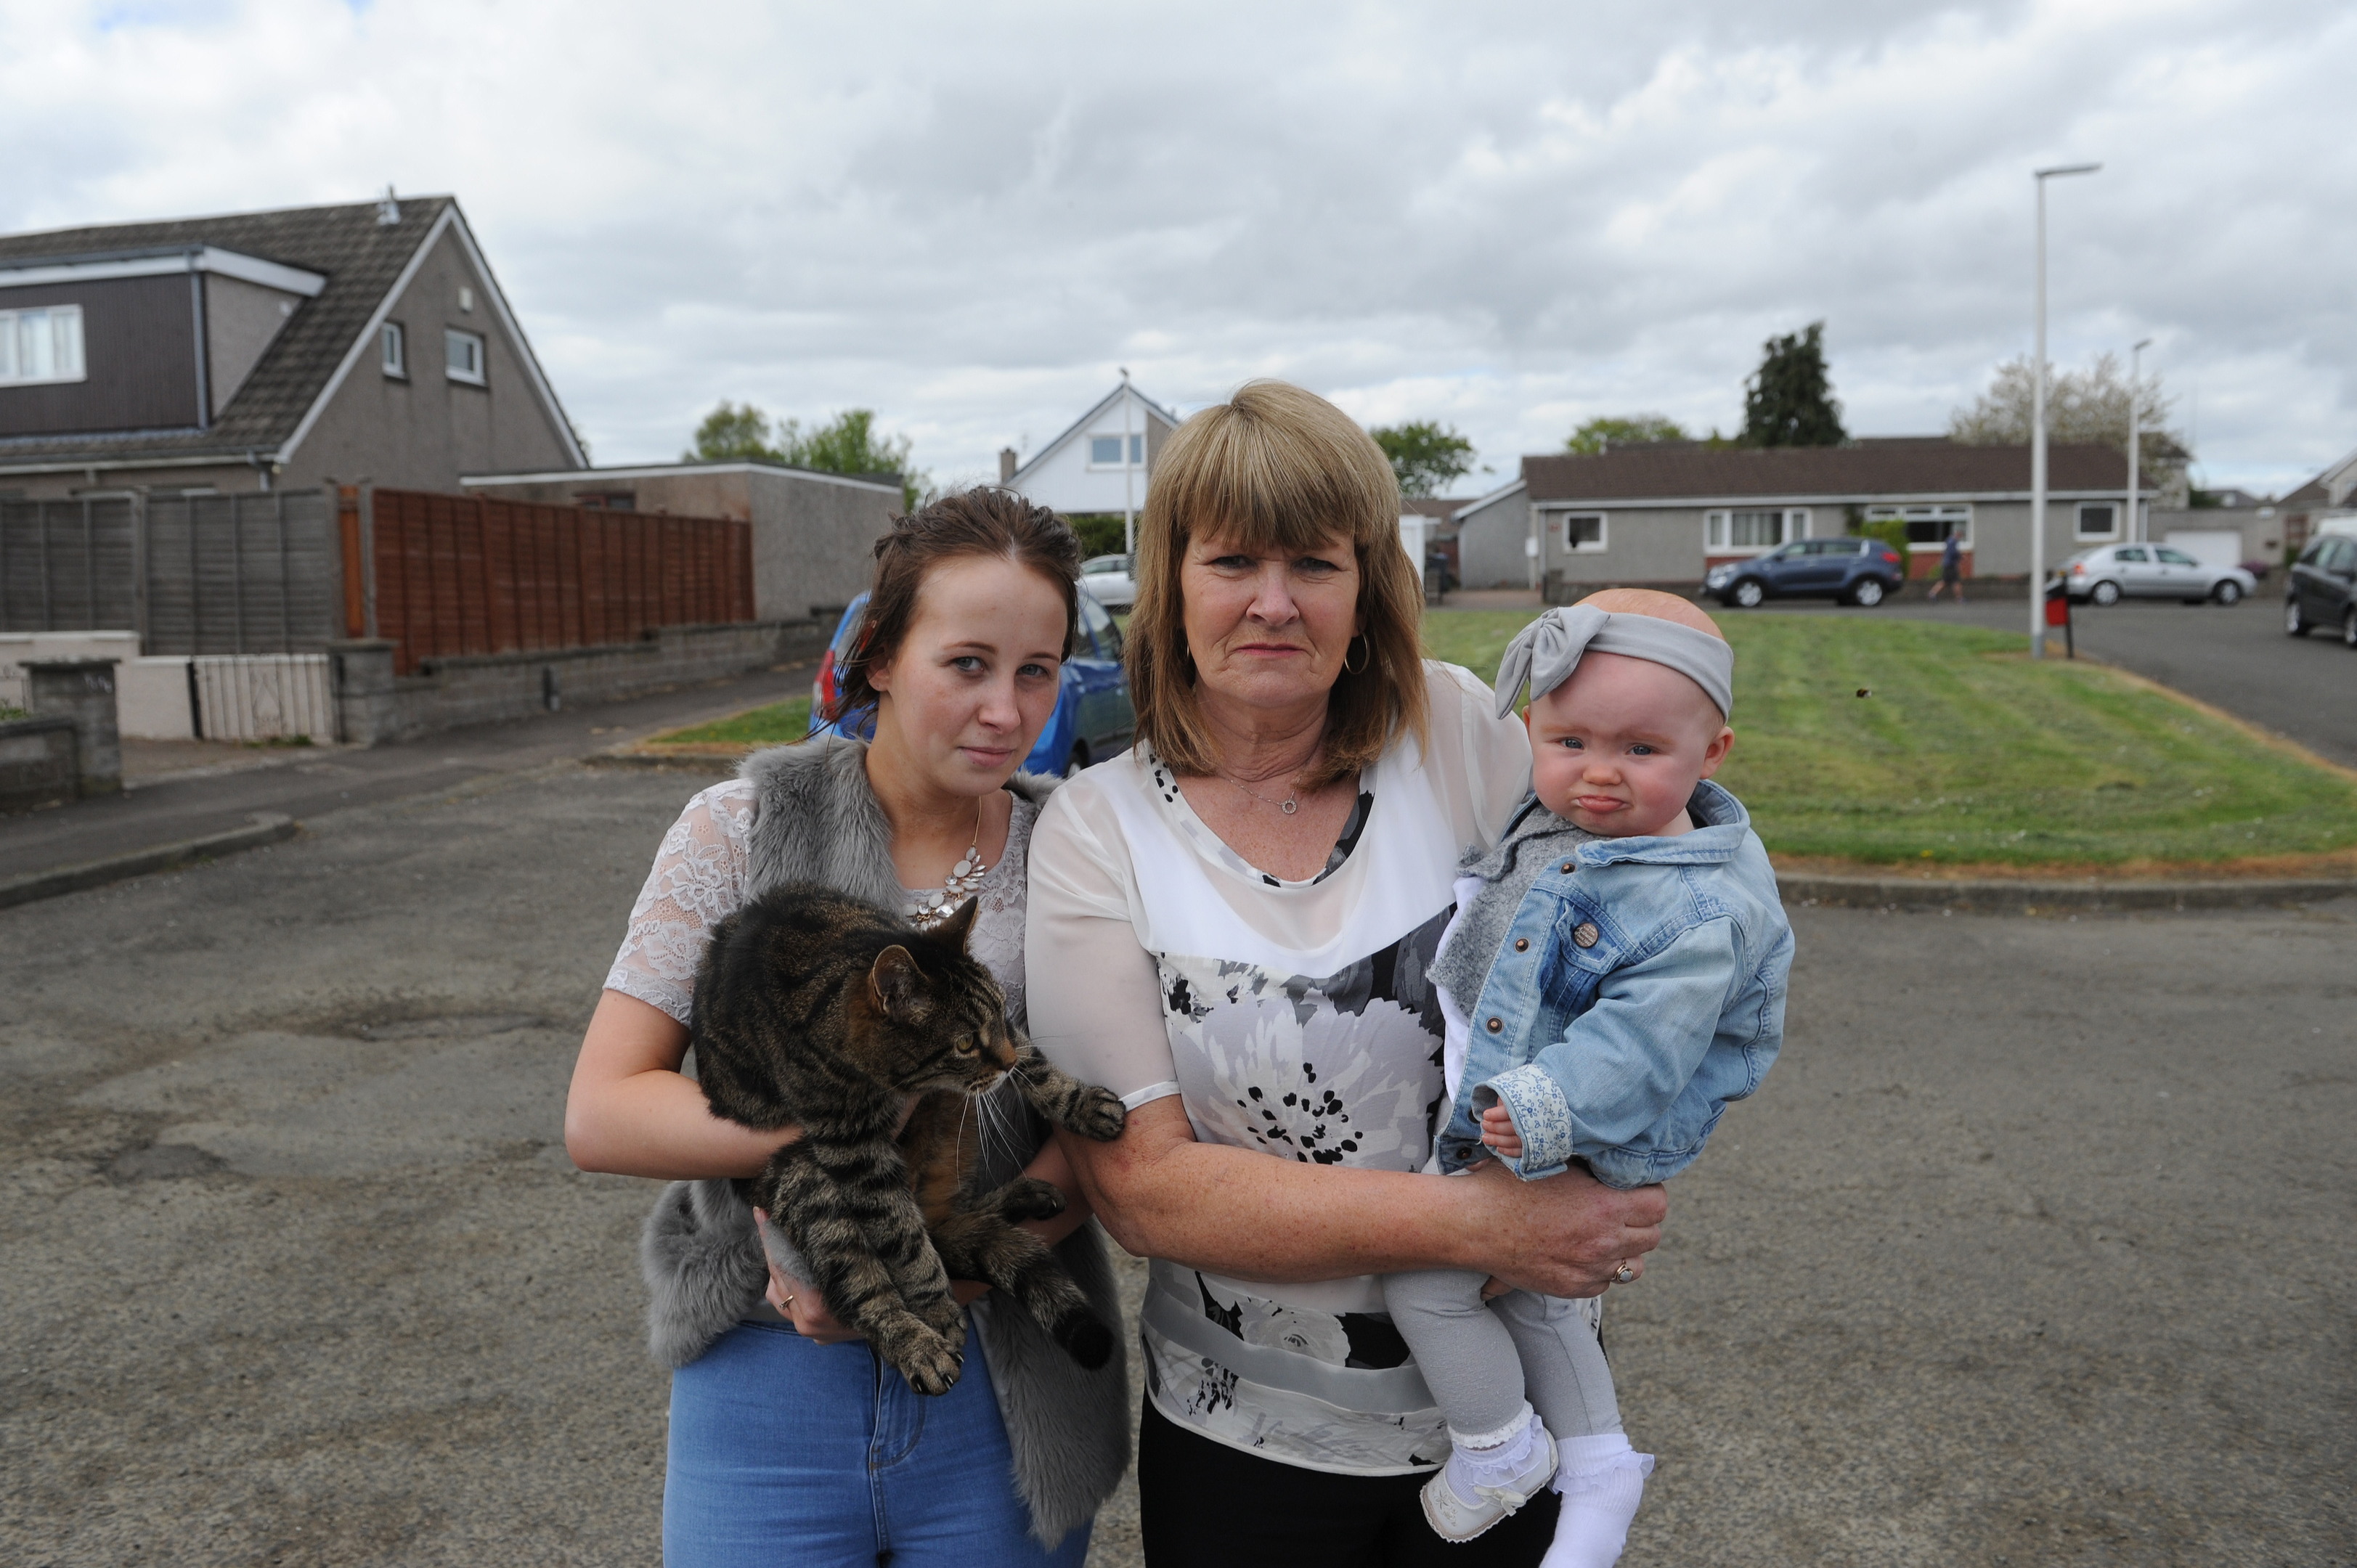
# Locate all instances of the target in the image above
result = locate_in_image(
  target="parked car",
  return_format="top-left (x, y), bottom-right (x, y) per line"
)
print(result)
top-left (1704, 537), bottom-right (1905, 608)
top-left (1079, 553), bottom-right (1136, 610)
top-left (2062, 544), bottom-right (2255, 606)
top-left (2284, 534), bottom-right (2357, 645)
top-left (808, 587), bottom-right (1136, 773)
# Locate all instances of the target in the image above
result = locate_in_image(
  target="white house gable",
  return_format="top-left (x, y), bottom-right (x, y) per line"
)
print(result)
top-left (1005, 383), bottom-right (1180, 515)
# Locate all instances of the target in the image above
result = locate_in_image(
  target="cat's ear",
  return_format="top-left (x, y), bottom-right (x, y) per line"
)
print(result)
top-left (932, 897), bottom-right (980, 950)
top-left (869, 945), bottom-right (927, 1020)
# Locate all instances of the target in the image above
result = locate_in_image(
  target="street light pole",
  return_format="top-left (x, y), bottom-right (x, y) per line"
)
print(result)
top-left (2031, 162), bottom-right (2100, 659)
top-left (1120, 367), bottom-right (1136, 560)
top-left (2127, 337), bottom-right (2152, 543)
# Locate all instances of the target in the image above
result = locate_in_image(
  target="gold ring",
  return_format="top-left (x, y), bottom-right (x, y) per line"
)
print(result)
top-left (1612, 1262), bottom-right (1637, 1285)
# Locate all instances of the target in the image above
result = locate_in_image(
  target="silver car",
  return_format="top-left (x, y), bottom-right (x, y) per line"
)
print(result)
top-left (2062, 544), bottom-right (2255, 607)
top-left (1080, 552), bottom-right (1136, 610)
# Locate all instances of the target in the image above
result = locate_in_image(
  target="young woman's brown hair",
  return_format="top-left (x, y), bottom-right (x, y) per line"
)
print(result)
top-left (826, 487), bottom-right (1083, 725)
top-left (1125, 380), bottom-right (1428, 788)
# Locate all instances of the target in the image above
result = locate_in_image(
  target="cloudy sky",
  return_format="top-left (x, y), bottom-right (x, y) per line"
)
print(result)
top-left (5, 0), bottom-right (2350, 495)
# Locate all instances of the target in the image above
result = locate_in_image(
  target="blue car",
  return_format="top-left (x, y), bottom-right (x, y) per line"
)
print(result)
top-left (807, 587), bottom-right (1136, 775)
top-left (1705, 537), bottom-right (1907, 608)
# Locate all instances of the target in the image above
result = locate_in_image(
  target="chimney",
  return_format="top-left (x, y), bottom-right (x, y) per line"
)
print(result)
top-left (998, 447), bottom-right (1018, 484)
top-left (376, 184), bottom-right (401, 226)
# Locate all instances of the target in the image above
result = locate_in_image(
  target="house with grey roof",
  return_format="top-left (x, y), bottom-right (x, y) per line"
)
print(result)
top-left (998, 381), bottom-right (1181, 518)
top-left (1452, 438), bottom-right (2148, 597)
top-left (2272, 443), bottom-right (2357, 557)
top-left (0, 193), bottom-right (582, 499)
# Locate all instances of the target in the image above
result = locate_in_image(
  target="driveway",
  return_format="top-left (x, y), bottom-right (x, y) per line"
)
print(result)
top-left (3, 765), bottom-right (2350, 1566)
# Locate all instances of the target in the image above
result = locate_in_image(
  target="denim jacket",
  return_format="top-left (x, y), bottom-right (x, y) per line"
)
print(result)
top-left (1436, 780), bottom-right (1792, 1190)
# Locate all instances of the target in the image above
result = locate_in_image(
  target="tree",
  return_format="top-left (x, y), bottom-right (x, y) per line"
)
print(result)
top-left (1948, 353), bottom-right (2191, 489)
top-left (687, 400), bottom-right (781, 463)
top-left (1741, 322), bottom-right (1846, 447)
top-left (1370, 420), bottom-right (1476, 498)
top-left (1566, 414), bottom-right (1689, 454)
top-left (685, 402), bottom-right (930, 511)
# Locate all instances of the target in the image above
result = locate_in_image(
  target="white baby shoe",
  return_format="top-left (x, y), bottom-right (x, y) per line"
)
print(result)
top-left (1420, 1412), bottom-right (1560, 1543)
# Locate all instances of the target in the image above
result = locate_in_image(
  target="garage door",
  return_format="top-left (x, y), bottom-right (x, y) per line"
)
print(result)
top-left (2166, 530), bottom-right (2244, 570)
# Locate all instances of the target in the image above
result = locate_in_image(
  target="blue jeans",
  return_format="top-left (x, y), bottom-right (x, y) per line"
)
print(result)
top-left (664, 1319), bottom-right (1093, 1568)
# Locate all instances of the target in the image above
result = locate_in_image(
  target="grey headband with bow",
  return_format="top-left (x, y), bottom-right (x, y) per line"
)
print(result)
top-left (1492, 604), bottom-right (1735, 719)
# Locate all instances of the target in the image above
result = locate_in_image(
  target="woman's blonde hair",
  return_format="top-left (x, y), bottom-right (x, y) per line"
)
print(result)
top-left (1127, 380), bottom-right (1427, 788)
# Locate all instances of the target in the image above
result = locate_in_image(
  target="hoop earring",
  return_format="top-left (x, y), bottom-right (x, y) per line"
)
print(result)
top-left (1343, 634), bottom-right (1370, 674)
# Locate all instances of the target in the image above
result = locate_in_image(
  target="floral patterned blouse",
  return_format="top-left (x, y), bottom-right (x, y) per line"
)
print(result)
top-left (1025, 663), bottom-right (1531, 1474)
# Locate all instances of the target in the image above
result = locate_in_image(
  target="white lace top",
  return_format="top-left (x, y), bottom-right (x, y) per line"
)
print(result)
top-left (605, 778), bottom-right (1041, 1029)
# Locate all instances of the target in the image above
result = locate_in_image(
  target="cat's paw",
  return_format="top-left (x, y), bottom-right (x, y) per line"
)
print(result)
top-left (892, 1332), bottom-right (966, 1397)
top-left (993, 1177), bottom-right (1067, 1223)
top-left (1066, 1085), bottom-right (1127, 1143)
top-left (913, 1289), bottom-right (967, 1343)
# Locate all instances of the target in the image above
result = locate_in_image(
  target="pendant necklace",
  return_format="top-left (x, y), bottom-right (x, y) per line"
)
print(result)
top-left (910, 803), bottom-right (990, 929)
top-left (1222, 772), bottom-right (1300, 815)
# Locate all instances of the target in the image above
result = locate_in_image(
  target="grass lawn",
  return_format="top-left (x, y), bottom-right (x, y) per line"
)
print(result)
top-left (1422, 609), bottom-right (2357, 871)
top-left (649, 694), bottom-right (814, 748)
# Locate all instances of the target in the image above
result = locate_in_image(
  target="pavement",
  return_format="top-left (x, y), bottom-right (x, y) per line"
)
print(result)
top-left (2, 761), bottom-right (2351, 1566)
top-left (0, 662), bottom-right (813, 889)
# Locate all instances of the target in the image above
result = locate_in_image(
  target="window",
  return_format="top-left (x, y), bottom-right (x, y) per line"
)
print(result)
top-left (1704, 507), bottom-right (1809, 551)
top-left (0, 305), bottom-right (86, 385)
top-left (1561, 513), bottom-right (1605, 552)
top-left (444, 327), bottom-right (486, 386)
top-left (1087, 433), bottom-right (1144, 468)
top-left (2155, 547), bottom-right (2199, 566)
top-left (380, 322), bottom-right (406, 379)
top-left (1867, 504), bottom-right (1971, 550)
top-left (2113, 547), bottom-right (2149, 562)
top-left (2076, 503), bottom-right (2117, 539)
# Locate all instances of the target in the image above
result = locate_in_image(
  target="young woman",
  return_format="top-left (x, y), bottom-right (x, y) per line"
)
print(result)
top-left (565, 489), bottom-right (1129, 1567)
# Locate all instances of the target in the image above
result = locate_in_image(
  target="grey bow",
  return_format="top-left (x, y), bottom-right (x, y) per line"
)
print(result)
top-left (1493, 604), bottom-right (1735, 719)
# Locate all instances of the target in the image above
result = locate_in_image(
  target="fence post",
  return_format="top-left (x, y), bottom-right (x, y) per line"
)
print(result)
top-left (23, 658), bottom-right (122, 797)
top-left (131, 489), bottom-right (151, 650)
top-left (339, 486), bottom-right (366, 637)
top-left (327, 638), bottom-right (399, 747)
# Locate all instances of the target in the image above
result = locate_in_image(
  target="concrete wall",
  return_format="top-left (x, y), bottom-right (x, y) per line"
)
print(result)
top-left (343, 618), bottom-right (831, 744)
top-left (1456, 484), bottom-right (1531, 589)
top-left (285, 226), bottom-right (577, 495)
top-left (0, 716), bottom-right (77, 814)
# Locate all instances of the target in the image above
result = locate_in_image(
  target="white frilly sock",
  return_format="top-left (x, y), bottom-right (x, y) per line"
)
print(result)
top-left (1538, 1432), bottom-right (1654, 1568)
top-left (1444, 1402), bottom-right (1547, 1506)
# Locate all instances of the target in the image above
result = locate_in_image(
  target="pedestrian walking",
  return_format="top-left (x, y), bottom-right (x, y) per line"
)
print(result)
top-left (1926, 531), bottom-right (1964, 602)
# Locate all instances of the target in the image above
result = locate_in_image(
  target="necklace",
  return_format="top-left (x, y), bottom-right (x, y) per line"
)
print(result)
top-left (909, 805), bottom-right (990, 928)
top-left (1220, 771), bottom-right (1300, 815)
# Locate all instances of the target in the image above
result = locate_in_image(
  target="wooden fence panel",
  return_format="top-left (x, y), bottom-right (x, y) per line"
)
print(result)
top-left (367, 490), bottom-right (753, 674)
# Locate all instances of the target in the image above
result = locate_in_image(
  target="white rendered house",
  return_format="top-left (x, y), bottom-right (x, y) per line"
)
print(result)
top-left (999, 382), bottom-right (1182, 518)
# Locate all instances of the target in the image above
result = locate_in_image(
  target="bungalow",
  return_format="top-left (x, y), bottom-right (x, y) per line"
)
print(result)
top-left (998, 380), bottom-right (1181, 518)
top-left (2272, 443), bottom-right (2357, 558)
top-left (1452, 438), bottom-right (2148, 598)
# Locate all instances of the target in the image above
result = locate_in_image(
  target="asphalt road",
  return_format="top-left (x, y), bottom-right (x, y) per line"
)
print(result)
top-left (3, 765), bottom-right (2350, 1566)
top-left (1754, 586), bottom-right (2357, 770)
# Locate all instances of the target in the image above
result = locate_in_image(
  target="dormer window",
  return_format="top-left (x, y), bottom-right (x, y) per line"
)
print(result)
top-left (445, 327), bottom-right (486, 387)
top-left (380, 322), bottom-right (407, 379)
top-left (0, 305), bottom-right (86, 385)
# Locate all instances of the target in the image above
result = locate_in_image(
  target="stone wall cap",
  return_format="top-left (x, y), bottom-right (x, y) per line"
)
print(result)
top-left (20, 657), bottom-right (121, 671)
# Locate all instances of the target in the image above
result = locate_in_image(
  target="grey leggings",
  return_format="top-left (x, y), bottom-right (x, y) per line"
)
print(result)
top-left (1383, 1268), bottom-right (1622, 1441)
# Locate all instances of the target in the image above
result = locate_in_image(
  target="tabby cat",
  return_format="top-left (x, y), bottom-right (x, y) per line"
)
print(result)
top-left (691, 883), bottom-right (1128, 1395)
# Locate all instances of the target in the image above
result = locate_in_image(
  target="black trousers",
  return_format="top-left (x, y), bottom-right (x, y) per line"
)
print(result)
top-left (1138, 1400), bottom-right (1561, 1567)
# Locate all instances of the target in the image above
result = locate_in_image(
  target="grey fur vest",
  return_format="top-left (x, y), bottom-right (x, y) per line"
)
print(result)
top-left (636, 735), bottom-right (1132, 1548)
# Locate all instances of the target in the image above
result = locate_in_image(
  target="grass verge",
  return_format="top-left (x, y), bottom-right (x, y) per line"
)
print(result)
top-left (643, 695), bottom-right (815, 751)
top-left (1422, 609), bottom-right (2357, 871)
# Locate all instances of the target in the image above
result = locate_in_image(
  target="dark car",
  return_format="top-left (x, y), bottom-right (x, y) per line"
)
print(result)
top-left (1704, 537), bottom-right (1906, 608)
top-left (2285, 533), bottom-right (2357, 645)
top-left (808, 586), bottom-right (1136, 772)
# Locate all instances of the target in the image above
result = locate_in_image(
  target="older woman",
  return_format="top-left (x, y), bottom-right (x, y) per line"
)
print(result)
top-left (1027, 382), bottom-right (1669, 1567)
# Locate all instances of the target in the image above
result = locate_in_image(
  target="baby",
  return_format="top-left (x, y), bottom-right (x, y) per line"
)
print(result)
top-left (1385, 590), bottom-right (1794, 1567)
